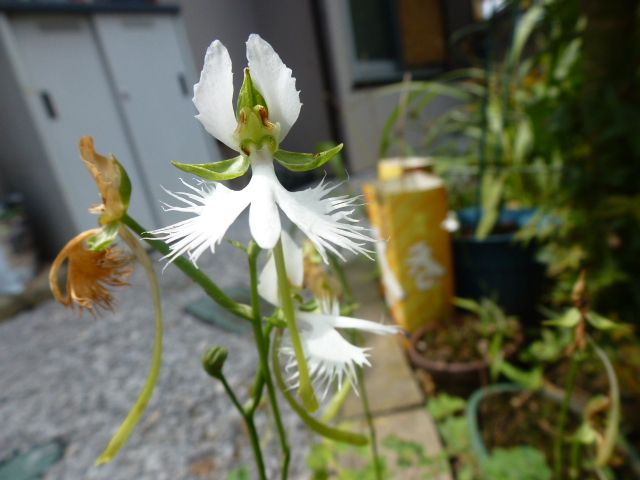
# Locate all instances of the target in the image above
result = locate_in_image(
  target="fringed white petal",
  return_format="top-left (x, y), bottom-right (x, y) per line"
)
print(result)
top-left (150, 180), bottom-right (250, 266)
top-left (281, 310), bottom-right (398, 399)
top-left (193, 40), bottom-right (239, 152)
top-left (258, 230), bottom-right (303, 306)
top-left (281, 312), bottom-right (371, 400)
top-left (274, 180), bottom-right (374, 263)
top-left (246, 34), bottom-right (301, 141)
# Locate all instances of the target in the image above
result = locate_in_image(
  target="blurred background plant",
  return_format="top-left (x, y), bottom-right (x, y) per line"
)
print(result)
top-left (378, 0), bottom-right (640, 323)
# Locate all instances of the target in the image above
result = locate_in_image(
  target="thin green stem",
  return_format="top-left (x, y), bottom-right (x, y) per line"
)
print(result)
top-left (328, 252), bottom-right (353, 306)
top-left (272, 331), bottom-right (368, 446)
top-left (96, 227), bottom-right (163, 465)
top-left (272, 239), bottom-right (319, 412)
top-left (358, 364), bottom-right (383, 479)
top-left (122, 215), bottom-right (252, 321)
top-left (219, 374), bottom-right (267, 480)
top-left (248, 243), bottom-right (290, 479)
top-left (554, 355), bottom-right (581, 480)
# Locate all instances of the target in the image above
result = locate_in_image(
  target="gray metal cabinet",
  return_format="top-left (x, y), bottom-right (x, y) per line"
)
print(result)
top-left (0, 7), bottom-right (219, 254)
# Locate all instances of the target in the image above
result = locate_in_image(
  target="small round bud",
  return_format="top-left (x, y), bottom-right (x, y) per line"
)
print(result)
top-left (202, 346), bottom-right (228, 379)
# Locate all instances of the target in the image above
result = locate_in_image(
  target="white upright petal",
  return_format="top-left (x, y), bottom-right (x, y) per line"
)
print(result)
top-left (258, 231), bottom-right (304, 306)
top-left (246, 34), bottom-right (301, 141)
top-left (150, 180), bottom-right (250, 266)
top-left (193, 40), bottom-right (239, 151)
top-left (275, 180), bottom-right (374, 262)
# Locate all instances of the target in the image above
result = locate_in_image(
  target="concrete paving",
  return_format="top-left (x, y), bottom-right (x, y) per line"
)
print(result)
top-left (0, 208), bottom-right (449, 479)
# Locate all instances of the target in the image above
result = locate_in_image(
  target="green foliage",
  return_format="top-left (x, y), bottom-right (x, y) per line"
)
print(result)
top-left (172, 155), bottom-right (250, 181)
top-left (482, 447), bottom-right (551, 480)
top-left (426, 393), bottom-right (466, 421)
top-left (273, 144), bottom-right (344, 172)
top-left (227, 466), bottom-right (250, 480)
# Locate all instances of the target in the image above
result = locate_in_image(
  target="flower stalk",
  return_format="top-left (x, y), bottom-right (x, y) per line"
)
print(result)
top-left (247, 242), bottom-right (290, 479)
top-left (96, 227), bottom-right (163, 465)
top-left (273, 238), bottom-right (319, 412)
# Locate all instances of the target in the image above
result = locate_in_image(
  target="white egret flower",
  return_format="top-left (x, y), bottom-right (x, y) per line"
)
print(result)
top-left (258, 232), bottom-right (400, 398)
top-left (151, 34), bottom-right (372, 265)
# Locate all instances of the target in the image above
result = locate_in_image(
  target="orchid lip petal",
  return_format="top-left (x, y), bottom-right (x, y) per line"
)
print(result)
top-left (274, 179), bottom-right (374, 263)
top-left (149, 180), bottom-right (250, 265)
top-left (193, 40), bottom-right (239, 152)
top-left (247, 153), bottom-right (282, 249)
top-left (246, 34), bottom-right (301, 142)
top-left (257, 230), bottom-right (303, 306)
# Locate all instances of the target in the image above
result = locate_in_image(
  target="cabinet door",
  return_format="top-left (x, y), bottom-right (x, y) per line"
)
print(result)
top-left (93, 14), bottom-right (221, 219)
top-left (11, 15), bottom-right (157, 232)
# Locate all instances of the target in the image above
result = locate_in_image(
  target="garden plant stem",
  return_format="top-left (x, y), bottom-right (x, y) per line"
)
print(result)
top-left (554, 355), bottom-right (580, 480)
top-left (357, 365), bottom-right (383, 480)
top-left (219, 373), bottom-right (267, 480)
top-left (248, 244), bottom-right (291, 479)
top-left (272, 239), bottom-right (319, 412)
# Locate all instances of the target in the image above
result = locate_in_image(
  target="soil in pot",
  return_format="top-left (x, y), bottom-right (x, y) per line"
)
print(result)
top-left (409, 310), bottom-right (522, 396)
top-left (477, 390), bottom-right (637, 479)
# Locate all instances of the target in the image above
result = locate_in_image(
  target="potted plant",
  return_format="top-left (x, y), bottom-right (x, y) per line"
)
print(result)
top-left (408, 297), bottom-right (522, 396)
top-left (377, 2), bottom-right (554, 319)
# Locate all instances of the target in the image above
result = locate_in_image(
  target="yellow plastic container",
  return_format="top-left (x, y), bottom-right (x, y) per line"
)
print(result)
top-left (364, 172), bottom-right (454, 334)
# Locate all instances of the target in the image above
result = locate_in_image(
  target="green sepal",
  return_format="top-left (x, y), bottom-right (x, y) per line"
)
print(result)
top-left (116, 159), bottom-right (132, 213)
top-left (87, 223), bottom-right (120, 252)
top-left (273, 143), bottom-right (344, 172)
top-left (237, 68), bottom-right (267, 114)
top-left (544, 308), bottom-right (581, 329)
top-left (172, 155), bottom-right (250, 181)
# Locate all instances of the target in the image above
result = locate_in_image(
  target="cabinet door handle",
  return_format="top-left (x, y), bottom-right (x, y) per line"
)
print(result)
top-left (40, 91), bottom-right (57, 120)
top-left (177, 73), bottom-right (189, 97)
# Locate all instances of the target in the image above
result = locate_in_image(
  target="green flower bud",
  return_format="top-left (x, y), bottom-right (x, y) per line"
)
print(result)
top-left (202, 346), bottom-right (228, 379)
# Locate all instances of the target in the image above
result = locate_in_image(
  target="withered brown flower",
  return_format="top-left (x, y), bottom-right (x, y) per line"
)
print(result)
top-left (49, 228), bottom-right (132, 313)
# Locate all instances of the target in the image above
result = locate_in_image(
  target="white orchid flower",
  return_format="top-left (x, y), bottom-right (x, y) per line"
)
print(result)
top-left (151, 34), bottom-right (372, 265)
top-left (258, 232), bottom-right (400, 399)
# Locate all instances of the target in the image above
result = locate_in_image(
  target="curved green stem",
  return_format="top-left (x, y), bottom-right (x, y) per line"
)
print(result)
top-left (554, 355), bottom-right (580, 480)
top-left (272, 239), bottom-right (319, 412)
top-left (123, 215), bottom-right (252, 321)
top-left (248, 243), bottom-right (290, 479)
top-left (358, 364), bottom-right (383, 480)
top-left (592, 341), bottom-right (620, 467)
top-left (272, 331), bottom-right (368, 446)
top-left (96, 226), bottom-right (163, 465)
top-left (219, 373), bottom-right (267, 480)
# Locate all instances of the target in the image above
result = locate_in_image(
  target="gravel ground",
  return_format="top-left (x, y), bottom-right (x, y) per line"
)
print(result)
top-left (0, 213), bottom-right (314, 479)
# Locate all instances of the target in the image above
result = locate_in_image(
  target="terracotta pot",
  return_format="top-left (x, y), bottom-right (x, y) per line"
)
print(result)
top-left (408, 320), bottom-right (522, 396)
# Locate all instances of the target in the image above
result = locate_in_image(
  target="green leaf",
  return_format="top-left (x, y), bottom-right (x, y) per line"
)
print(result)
top-left (453, 297), bottom-right (483, 314)
top-left (172, 155), bottom-right (250, 181)
top-left (86, 223), bottom-right (120, 252)
top-left (427, 393), bottom-right (466, 421)
top-left (274, 144), bottom-right (344, 172)
top-left (544, 308), bottom-right (581, 329)
top-left (497, 362), bottom-right (544, 390)
top-left (587, 311), bottom-right (631, 333)
top-left (573, 422), bottom-right (598, 445)
top-left (506, 5), bottom-right (544, 72)
top-left (476, 172), bottom-right (507, 240)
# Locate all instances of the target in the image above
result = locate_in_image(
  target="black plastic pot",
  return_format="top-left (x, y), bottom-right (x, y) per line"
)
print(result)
top-left (453, 207), bottom-right (545, 321)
